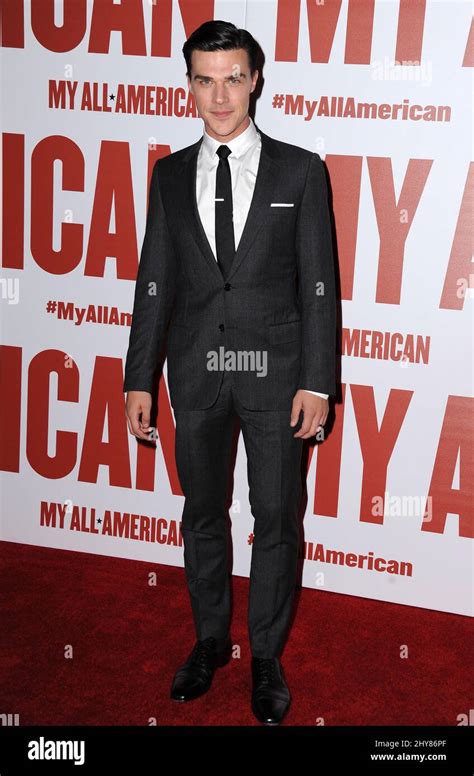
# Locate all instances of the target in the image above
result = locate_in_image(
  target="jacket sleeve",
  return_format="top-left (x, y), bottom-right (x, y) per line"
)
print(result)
top-left (123, 160), bottom-right (177, 393)
top-left (295, 153), bottom-right (337, 397)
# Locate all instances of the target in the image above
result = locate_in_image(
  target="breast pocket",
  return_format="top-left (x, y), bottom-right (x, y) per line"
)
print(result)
top-left (265, 204), bottom-right (297, 241)
top-left (267, 204), bottom-right (296, 217)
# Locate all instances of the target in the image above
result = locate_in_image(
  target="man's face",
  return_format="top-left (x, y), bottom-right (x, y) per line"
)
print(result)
top-left (187, 48), bottom-right (258, 142)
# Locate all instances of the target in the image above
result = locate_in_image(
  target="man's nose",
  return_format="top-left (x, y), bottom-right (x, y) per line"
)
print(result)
top-left (214, 83), bottom-right (228, 103)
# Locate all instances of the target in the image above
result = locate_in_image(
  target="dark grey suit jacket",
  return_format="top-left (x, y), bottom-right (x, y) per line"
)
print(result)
top-left (123, 124), bottom-right (337, 410)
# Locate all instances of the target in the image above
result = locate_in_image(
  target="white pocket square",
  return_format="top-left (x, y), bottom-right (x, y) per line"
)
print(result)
top-left (270, 202), bottom-right (294, 207)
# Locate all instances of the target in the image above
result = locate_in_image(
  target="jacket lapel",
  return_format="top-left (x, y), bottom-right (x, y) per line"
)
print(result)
top-left (180, 125), bottom-right (279, 282)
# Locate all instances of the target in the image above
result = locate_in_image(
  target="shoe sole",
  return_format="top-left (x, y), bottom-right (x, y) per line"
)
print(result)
top-left (170, 682), bottom-right (212, 702)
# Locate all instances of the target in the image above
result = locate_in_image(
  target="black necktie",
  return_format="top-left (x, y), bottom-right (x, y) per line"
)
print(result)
top-left (215, 145), bottom-right (235, 280)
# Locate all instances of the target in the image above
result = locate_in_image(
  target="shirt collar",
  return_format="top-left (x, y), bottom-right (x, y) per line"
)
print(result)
top-left (202, 115), bottom-right (260, 161)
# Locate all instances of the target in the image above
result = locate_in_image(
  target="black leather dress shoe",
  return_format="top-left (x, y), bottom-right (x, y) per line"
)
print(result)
top-left (170, 636), bottom-right (232, 701)
top-left (251, 657), bottom-right (291, 725)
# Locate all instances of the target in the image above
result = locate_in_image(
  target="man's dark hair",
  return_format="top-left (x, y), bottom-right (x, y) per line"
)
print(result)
top-left (182, 20), bottom-right (260, 78)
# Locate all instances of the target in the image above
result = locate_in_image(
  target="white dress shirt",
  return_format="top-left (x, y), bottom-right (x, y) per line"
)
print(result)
top-left (196, 116), bottom-right (328, 400)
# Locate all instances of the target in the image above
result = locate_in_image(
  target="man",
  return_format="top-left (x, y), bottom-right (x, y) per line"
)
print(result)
top-left (124, 20), bottom-right (337, 725)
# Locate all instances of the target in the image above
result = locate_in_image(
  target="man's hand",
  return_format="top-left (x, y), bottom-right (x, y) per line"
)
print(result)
top-left (125, 391), bottom-right (155, 442)
top-left (290, 390), bottom-right (328, 439)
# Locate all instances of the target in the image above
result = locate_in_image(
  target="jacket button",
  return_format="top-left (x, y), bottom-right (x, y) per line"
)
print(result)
top-left (224, 283), bottom-right (231, 291)
top-left (219, 323), bottom-right (225, 331)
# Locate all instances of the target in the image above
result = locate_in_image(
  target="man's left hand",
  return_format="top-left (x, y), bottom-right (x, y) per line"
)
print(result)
top-left (290, 390), bottom-right (328, 439)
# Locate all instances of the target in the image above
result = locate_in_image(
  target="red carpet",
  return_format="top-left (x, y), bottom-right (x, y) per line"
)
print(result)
top-left (1, 541), bottom-right (471, 726)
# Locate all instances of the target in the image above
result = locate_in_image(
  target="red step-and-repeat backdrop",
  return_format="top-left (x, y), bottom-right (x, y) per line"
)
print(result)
top-left (1, 0), bottom-right (472, 616)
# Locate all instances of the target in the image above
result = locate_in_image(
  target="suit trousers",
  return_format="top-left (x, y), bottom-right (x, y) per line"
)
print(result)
top-left (174, 367), bottom-right (304, 659)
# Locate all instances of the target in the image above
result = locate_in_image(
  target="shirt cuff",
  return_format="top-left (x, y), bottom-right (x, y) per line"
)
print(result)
top-left (300, 389), bottom-right (329, 399)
